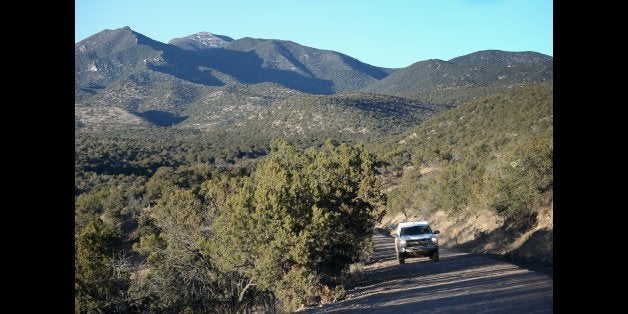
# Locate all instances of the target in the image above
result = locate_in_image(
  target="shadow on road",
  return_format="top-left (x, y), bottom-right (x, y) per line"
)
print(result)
top-left (305, 228), bottom-right (553, 313)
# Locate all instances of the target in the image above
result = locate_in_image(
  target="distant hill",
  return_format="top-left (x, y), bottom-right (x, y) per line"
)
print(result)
top-left (217, 92), bottom-right (451, 144)
top-left (449, 50), bottom-right (552, 66)
top-left (76, 73), bottom-right (302, 131)
top-left (361, 50), bottom-right (552, 105)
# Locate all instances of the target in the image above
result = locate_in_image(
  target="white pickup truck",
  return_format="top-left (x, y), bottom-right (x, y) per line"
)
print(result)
top-left (394, 221), bottom-right (440, 264)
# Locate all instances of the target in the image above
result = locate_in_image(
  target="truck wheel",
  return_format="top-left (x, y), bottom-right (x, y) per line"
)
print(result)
top-left (397, 252), bottom-right (405, 264)
top-left (430, 251), bottom-right (439, 262)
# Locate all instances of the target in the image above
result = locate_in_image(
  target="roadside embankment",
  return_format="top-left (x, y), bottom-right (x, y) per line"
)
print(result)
top-left (378, 202), bottom-right (553, 276)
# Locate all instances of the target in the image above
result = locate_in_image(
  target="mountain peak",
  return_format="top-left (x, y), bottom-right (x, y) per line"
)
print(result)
top-left (76, 26), bottom-right (166, 57)
top-left (168, 32), bottom-right (234, 50)
top-left (76, 26), bottom-right (140, 55)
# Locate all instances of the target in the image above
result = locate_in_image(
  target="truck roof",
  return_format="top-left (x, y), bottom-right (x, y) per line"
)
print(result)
top-left (397, 221), bottom-right (429, 229)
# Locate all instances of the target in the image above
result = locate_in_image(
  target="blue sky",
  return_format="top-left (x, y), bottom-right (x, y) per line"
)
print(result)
top-left (75, 0), bottom-right (552, 68)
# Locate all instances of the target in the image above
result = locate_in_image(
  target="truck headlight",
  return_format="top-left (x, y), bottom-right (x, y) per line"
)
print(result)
top-left (398, 240), bottom-right (406, 247)
top-left (431, 237), bottom-right (438, 244)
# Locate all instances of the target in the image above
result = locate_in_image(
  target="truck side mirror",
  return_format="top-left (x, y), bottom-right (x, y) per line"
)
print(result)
top-left (434, 230), bottom-right (440, 234)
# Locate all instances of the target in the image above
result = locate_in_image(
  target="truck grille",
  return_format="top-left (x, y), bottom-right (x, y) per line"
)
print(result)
top-left (406, 239), bottom-right (431, 247)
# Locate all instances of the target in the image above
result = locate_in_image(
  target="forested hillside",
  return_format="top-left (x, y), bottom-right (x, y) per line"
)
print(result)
top-left (381, 82), bottom-right (552, 230)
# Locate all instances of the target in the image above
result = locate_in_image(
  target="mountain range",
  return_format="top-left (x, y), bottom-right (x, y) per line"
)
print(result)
top-left (75, 26), bottom-right (552, 141)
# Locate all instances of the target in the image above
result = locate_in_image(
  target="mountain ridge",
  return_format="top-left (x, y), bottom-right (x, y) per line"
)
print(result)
top-left (76, 26), bottom-right (552, 136)
top-left (361, 53), bottom-right (552, 105)
top-left (76, 26), bottom-right (392, 96)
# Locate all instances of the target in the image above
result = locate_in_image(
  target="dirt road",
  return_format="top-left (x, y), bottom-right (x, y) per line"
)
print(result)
top-left (305, 228), bottom-right (553, 313)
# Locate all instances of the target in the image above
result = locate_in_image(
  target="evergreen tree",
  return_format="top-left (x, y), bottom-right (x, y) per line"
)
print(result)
top-left (75, 218), bottom-right (128, 313)
top-left (212, 139), bottom-right (386, 311)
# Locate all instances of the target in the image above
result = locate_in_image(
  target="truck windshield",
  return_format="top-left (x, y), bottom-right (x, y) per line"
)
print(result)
top-left (400, 226), bottom-right (431, 236)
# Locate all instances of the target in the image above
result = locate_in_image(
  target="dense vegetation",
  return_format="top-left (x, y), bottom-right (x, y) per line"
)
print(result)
top-left (75, 139), bottom-right (386, 312)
